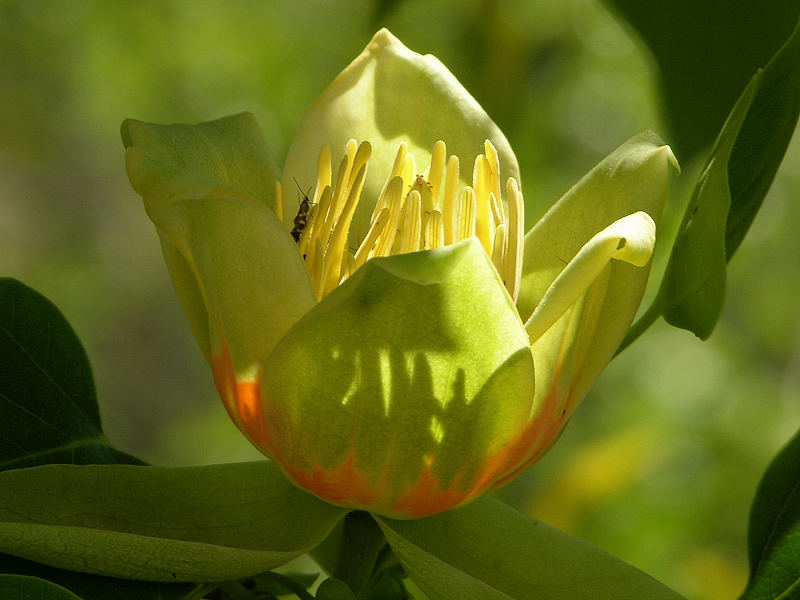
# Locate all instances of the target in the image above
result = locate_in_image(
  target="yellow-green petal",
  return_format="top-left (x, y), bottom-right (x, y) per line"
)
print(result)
top-left (122, 116), bottom-right (316, 448)
top-left (500, 132), bottom-right (678, 481)
top-left (259, 239), bottom-right (534, 518)
top-left (282, 29), bottom-right (520, 241)
top-left (524, 211), bottom-right (656, 343)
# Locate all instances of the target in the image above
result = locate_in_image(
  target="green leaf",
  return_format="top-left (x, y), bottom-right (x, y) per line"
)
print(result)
top-left (658, 73), bottom-right (759, 338)
top-left (739, 428), bottom-right (800, 599)
top-left (316, 578), bottom-right (357, 600)
top-left (0, 574), bottom-right (85, 600)
top-left (330, 512), bottom-right (388, 598)
top-left (0, 278), bottom-right (142, 470)
top-left (727, 16), bottom-right (800, 258)
top-left (622, 16), bottom-right (800, 343)
top-left (0, 554), bottom-right (204, 600)
top-left (0, 461), bottom-right (347, 582)
top-left (604, 0), bottom-right (800, 160)
top-left (376, 496), bottom-right (685, 600)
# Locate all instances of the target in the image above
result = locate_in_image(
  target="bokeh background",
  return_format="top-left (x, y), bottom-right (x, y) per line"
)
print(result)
top-left (2, 1), bottom-right (800, 598)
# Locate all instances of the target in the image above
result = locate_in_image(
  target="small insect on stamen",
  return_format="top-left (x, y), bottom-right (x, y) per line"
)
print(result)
top-left (290, 177), bottom-right (313, 243)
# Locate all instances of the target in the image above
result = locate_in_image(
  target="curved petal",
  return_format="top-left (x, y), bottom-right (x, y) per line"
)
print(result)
top-left (123, 118), bottom-right (316, 448)
top-left (282, 29), bottom-right (520, 241)
top-left (121, 113), bottom-right (280, 212)
top-left (517, 131), bottom-right (678, 321)
top-left (259, 239), bottom-right (534, 518)
top-left (494, 132), bottom-right (678, 485)
top-left (524, 211), bottom-right (656, 343)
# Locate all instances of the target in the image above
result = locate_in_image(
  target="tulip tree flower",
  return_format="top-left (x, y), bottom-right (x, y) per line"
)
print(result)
top-left (123, 29), bottom-right (677, 519)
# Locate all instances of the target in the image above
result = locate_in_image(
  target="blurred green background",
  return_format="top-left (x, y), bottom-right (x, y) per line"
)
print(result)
top-left (2, 1), bottom-right (799, 598)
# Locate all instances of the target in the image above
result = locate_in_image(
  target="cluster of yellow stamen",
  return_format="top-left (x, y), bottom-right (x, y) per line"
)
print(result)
top-left (275, 139), bottom-right (524, 302)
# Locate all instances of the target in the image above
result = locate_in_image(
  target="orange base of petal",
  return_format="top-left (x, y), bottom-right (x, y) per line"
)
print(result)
top-left (211, 333), bottom-right (574, 519)
top-left (211, 334), bottom-right (274, 454)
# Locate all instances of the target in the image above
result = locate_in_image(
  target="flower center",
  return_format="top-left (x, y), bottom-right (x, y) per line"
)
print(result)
top-left (278, 139), bottom-right (524, 302)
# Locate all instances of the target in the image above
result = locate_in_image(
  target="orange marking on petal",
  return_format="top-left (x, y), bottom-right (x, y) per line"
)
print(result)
top-left (286, 446), bottom-right (377, 508)
top-left (490, 374), bottom-right (572, 489)
top-left (210, 333), bottom-right (272, 454)
top-left (391, 465), bottom-right (473, 518)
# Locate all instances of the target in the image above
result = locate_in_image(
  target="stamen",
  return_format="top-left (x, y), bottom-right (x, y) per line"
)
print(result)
top-left (373, 177), bottom-right (404, 257)
top-left (424, 210), bottom-right (444, 250)
top-left (472, 155), bottom-right (492, 254)
top-left (456, 187), bottom-right (477, 242)
top-left (410, 174), bottom-right (434, 215)
top-left (372, 144), bottom-right (407, 220)
top-left (287, 138), bottom-right (524, 301)
top-left (441, 155), bottom-right (460, 245)
top-left (329, 143), bottom-right (356, 225)
top-left (315, 146), bottom-right (332, 204)
top-left (484, 140), bottom-right (502, 208)
top-left (489, 192), bottom-right (503, 228)
top-left (427, 140), bottom-right (447, 207)
top-left (310, 237), bottom-right (326, 301)
top-left (323, 163), bottom-right (367, 296)
top-left (396, 190), bottom-right (422, 254)
top-left (491, 223), bottom-right (506, 277)
top-left (403, 153), bottom-right (418, 187)
top-left (355, 207), bottom-right (390, 267)
top-left (504, 178), bottom-right (524, 302)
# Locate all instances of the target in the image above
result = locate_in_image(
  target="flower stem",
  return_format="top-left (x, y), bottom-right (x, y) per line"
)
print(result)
top-left (332, 511), bottom-right (389, 598)
top-left (615, 297), bottom-right (663, 356)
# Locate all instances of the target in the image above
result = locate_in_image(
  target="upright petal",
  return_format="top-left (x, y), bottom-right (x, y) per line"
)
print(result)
top-left (282, 29), bottom-right (520, 241)
top-left (122, 116), bottom-right (316, 448)
top-left (497, 132), bottom-right (678, 483)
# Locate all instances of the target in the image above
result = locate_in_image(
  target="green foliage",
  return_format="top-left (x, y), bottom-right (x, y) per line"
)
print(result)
top-left (316, 578), bottom-right (358, 600)
top-left (0, 278), bottom-right (142, 470)
top-left (0, 278), bottom-right (343, 596)
top-left (740, 428), bottom-right (800, 599)
top-left (0, 462), bottom-right (346, 582)
top-left (377, 496), bottom-right (686, 600)
top-left (604, 0), bottom-right (800, 160)
top-left (622, 16), bottom-right (800, 343)
top-left (0, 555), bottom-right (206, 600)
top-left (659, 74), bottom-right (757, 338)
top-left (0, 279), bottom-right (206, 598)
top-left (3, 2), bottom-right (800, 599)
top-left (0, 574), bottom-right (85, 600)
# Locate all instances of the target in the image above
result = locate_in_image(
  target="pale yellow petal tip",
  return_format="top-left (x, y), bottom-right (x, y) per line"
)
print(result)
top-left (663, 144), bottom-right (681, 175)
top-left (369, 28), bottom-right (402, 52)
top-left (614, 211), bottom-right (656, 267)
top-left (524, 210), bottom-right (656, 343)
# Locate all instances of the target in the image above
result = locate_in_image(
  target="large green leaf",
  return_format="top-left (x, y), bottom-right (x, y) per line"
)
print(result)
top-left (726, 16), bottom-right (800, 259)
top-left (0, 461), bottom-right (347, 582)
top-left (376, 496), bottom-right (685, 600)
top-left (604, 0), bottom-right (800, 160)
top-left (657, 73), bottom-right (758, 338)
top-left (0, 554), bottom-right (204, 600)
top-left (0, 574), bottom-right (85, 600)
top-left (622, 16), bottom-right (800, 343)
top-left (0, 278), bottom-right (200, 596)
top-left (0, 278), bottom-right (142, 470)
top-left (739, 428), bottom-right (800, 599)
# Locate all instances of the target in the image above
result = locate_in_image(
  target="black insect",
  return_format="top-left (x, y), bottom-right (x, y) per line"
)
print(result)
top-left (290, 178), bottom-right (313, 243)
